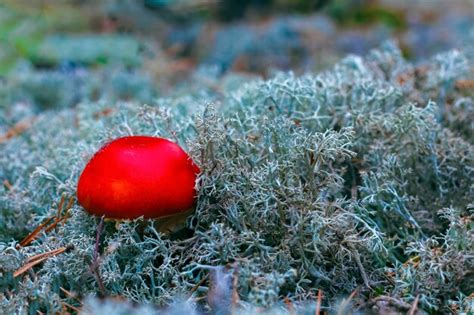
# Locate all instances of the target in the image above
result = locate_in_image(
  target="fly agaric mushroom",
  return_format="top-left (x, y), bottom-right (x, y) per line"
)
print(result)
top-left (77, 136), bottom-right (200, 219)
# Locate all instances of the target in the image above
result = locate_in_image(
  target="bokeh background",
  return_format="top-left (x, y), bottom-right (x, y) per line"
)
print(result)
top-left (2, 0), bottom-right (474, 109)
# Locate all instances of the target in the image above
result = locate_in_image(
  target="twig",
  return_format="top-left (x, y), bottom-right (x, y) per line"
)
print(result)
top-left (0, 117), bottom-right (36, 144)
top-left (408, 295), bottom-right (419, 315)
top-left (44, 214), bottom-right (71, 233)
top-left (337, 288), bottom-right (358, 315)
top-left (315, 289), bottom-right (322, 315)
top-left (3, 179), bottom-right (13, 190)
top-left (188, 275), bottom-right (208, 299)
top-left (284, 297), bottom-right (296, 315)
top-left (403, 255), bottom-right (420, 268)
top-left (455, 79), bottom-right (474, 89)
top-left (18, 195), bottom-right (74, 247)
top-left (44, 197), bottom-right (73, 233)
top-left (60, 287), bottom-right (82, 305)
top-left (25, 248), bottom-right (68, 264)
top-left (18, 217), bottom-right (55, 247)
top-left (93, 108), bottom-right (115, 120)
top-left (193, 296), bottom-right (208, 302)
top-left (44, 212), bottom-right (71, 233)
top-left (56, 194), bottom-right (66, 217)
top-left (350, 245), bottom-right (371, 288)
top-left (62, 301), bottom-right (81, 313)
top-left (14, 246), bottom-right (72, 278)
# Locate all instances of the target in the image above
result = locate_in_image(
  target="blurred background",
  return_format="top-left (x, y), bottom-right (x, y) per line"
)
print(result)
top-left (1, 0), bottom-right (474, 109)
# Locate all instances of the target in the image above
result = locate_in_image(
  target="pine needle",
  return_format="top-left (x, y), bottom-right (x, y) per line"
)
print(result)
top-left (408, 295), bottom-right (419, 315)
top-left (14, 246), bottom-right (71, 278)
top-left (18, 217), bottom-right (55, 247)
top-left (315, 289), bottom-right (322, 315)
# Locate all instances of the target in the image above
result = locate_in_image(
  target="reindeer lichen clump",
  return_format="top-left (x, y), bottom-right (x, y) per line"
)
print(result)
top-left (0, 42), bottom-right (472, 314)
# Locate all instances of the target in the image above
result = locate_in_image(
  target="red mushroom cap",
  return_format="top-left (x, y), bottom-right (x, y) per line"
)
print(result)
top-left (77, 136), bottom-right (200, 219)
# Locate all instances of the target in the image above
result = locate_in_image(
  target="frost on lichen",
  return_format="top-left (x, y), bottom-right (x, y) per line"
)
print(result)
top-left (1, 42), bottom-right (473, 314)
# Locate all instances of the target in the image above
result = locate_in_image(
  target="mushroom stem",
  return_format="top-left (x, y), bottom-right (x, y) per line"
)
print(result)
top-left (89, 216), bottom-right (107, 296)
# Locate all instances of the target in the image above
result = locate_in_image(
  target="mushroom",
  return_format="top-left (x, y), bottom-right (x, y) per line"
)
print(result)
top-left (77, 136), bottom-right (200, 219)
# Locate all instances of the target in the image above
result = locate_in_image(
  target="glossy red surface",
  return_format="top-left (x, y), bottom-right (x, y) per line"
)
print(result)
top-left (77, 136), bottom-right (200, 219)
